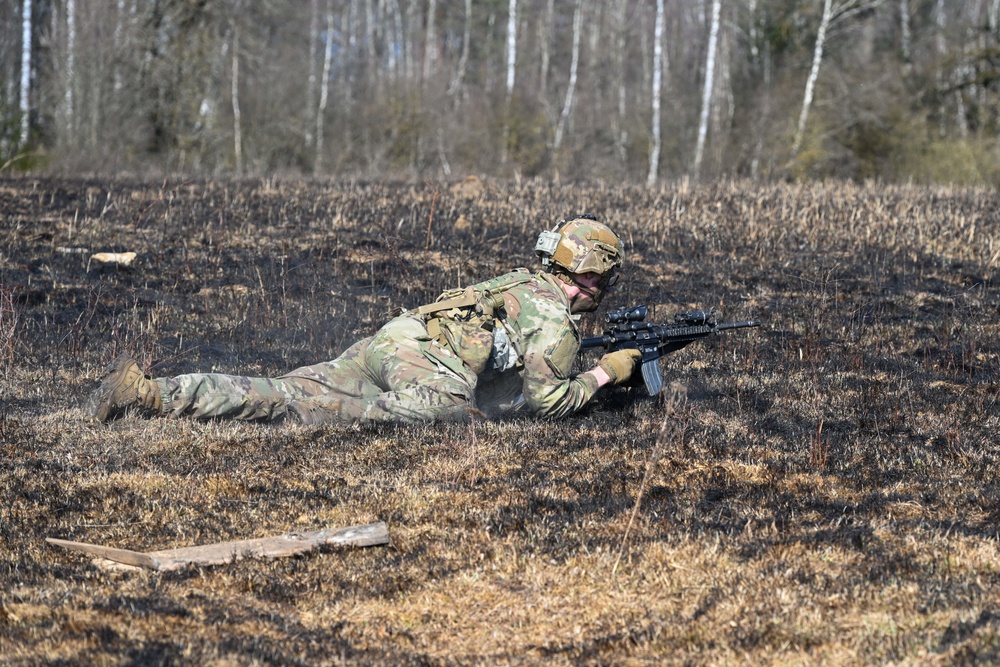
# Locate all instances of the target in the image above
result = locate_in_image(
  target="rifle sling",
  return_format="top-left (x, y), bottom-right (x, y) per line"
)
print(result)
top-left (416, 287), bottom-right (478, 316)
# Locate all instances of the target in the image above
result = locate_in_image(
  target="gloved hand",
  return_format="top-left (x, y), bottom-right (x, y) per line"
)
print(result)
top-left (597, 348), bottom-right (643, 385)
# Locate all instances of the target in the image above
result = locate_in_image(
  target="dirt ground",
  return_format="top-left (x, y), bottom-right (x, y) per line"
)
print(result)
top-left (1, 176), bottom-right (999, 665)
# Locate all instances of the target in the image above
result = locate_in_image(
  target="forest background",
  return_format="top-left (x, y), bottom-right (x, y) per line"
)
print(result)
top-left (3, 0), bottom-right (1000, 186)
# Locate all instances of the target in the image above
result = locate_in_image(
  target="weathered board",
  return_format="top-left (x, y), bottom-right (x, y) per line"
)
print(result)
top-left (47, 521), bottom-right (389, 572)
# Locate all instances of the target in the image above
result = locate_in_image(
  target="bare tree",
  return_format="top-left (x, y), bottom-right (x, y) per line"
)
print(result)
top-left (613, 2), bottom-right (628, 165)
top-left (64, 0), bottom-right (76, 141)
top-left (305, 0), bottom-right (319, 151)
top-left (936, 0), bottom-right (968, 136)
top-left (231, 23), bottom-right (242, 173)
top-left (447, 0), bottom-right (472, 105)
top-left (423, 0), bottom-right (438, 82)
top-left (502, 0), bottom-right (518, 166)
top-left (506, 0), bottom-right (517, 102)
top-left (793, 0), bottom-right (833, 156)
top-left (538, 0), bottom-right (554, 102)
top-left (365, 0), bottom-right (378, 92)
top-left (553, 0), bottom-right (583, 157)
top-left (793, 0), bottom-right (886, 157)
top-left (19, 0), bottom-right (31, 148)
top-left (315, 0), bottom-right (335, 173)
top-left (404, 0), bottom-right (417, 81)
top-left (647, 0), bottom-right (665, 186)
top-left (693, 0), bottom-right (721, 178)
top-left (900, 0), bottom-right (911, 62)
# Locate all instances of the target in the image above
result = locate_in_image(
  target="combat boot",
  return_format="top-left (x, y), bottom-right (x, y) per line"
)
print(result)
top-left (286, 396), bottom-right (343, 425)
top-left (85, 354), bottom-right (163, 422)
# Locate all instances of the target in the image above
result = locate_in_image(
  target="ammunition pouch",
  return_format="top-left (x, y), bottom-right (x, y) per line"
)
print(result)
top-left (416, 271), bottom-right (532, 375)
top-left (418, 286), bottom-right (506, 375)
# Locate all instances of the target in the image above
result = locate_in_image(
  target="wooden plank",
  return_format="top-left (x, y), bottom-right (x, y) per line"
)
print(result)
top-left (45, 538), bottom-right (161, 570)
top-left (147, 522), bottom-right (390, 572)
top-left (47, 522), bottom-right (389, 572)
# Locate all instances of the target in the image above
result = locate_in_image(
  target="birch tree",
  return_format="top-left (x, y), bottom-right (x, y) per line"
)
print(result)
top-left (19, 0), bottom-right (31, 148)
top-left (900, 0), bottom-right (911, 62)
top-left (553, 0), bottom-right (583, 155)
top-left (447, 0), bottom-right (472, 105)
top-left (647, 0), bottom-right (665, 186)
top-left (693, 0), bottom-right (721, 178)
top-left (613, 2), bottom-right (628, 164)
top-left (305, 0), bottom-right (319, 151)
top-left (506, 0), bottom-right (517, 101)
top-left (538, 0), bottom-right (554, 102)
top-left (935, 0), bottom-right (968, 136)
top-left (231, 24), bottom-right (242, 173)
top-left (364, 0), bottom-right (378, 92)
top-left (502, 0), bottom-right (517, 166)
top-left (423, 0), bottom-right (438, 82)
top-left (314, 0), bottom-right (335, 173)
top-left (793, 0), bottom-right (885, 156)
top-left (64, 0), bottom-right (75, 140)
top-left (792, 0), bottom-right (833, 156)
top-left (113, 0), bottom-right (129, 94)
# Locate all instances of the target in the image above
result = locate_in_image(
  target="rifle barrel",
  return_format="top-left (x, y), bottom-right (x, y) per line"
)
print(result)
top-left (717, 319), bottom-right (761, 331)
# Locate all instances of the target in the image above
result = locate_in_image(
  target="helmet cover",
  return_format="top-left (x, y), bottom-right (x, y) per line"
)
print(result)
top-left (535, 216), bottom-right (625, 276)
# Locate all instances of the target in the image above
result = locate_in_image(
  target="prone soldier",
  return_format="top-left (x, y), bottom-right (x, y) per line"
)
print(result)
top-left (85, 216), bottom-right (643, 425)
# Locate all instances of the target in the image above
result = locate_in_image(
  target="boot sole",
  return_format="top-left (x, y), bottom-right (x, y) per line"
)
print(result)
top-left (84, 355), bottom-right (137, 422)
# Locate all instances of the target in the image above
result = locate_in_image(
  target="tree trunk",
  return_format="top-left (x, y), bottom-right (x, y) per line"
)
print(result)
top-left (65, 0), bottom-right (76, 141)
top-left (231, 25), bottom-right (242, 173)
top-left (900, 0), bottom-right (911, 62)
top-left (114, 0), bottom-right (126, 93)
top-left (388, 0), bottom-right (402, 80)
top-left (792, 0), bottom-right (832, 156)
top-left (539, 0), bottom-right (554, 102)
top-left (447, 0), bottom-right (472, 105)
top-left (423, 0), bottom-right (437, 83)
top-left (647, 0), bottom-right (665, 186)
top-left (502, 0), bottom-right (517, 165)
top-left (305, 0), bottom-right (319, 151)
top-left (404, 0), bottom-right (417, 81)
top-left (365, 0), bottom-right (378, 92)
top-left (315, 0), bottom-right (335, 173)
top-left (506, 0), bottom-right (517, 101)
top-left (554, 0), bottom-right (583, 155)
top-left (935, 0), bottom-right (968, 136)
top-left (693, 0), bottom-right (721, 178)
top-left (614, 2), bottom-right (628, 165)
top-left (20, 0), bottom-right (32, 148)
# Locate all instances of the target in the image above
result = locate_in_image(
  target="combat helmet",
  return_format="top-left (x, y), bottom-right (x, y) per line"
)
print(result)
top-left (534, 215), bottom-right (625, 277)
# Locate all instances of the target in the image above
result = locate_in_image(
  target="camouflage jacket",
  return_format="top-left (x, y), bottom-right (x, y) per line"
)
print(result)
top-left (422, 270), bottom-right (600, 418)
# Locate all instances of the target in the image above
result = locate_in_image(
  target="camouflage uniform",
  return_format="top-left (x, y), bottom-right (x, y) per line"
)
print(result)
top-left (154, 270), bottom-right (600, 423)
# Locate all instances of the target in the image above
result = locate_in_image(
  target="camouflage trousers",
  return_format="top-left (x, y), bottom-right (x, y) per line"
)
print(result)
top-left (156, 314), bottom-right (479, 423)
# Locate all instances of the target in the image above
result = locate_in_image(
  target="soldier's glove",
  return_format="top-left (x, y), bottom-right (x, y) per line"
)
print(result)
top-left (597, 349), bottom-right (643, 385)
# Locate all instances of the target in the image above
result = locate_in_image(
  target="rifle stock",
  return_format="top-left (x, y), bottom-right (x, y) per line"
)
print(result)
top-left (581, 306), bottom-right (761, 396)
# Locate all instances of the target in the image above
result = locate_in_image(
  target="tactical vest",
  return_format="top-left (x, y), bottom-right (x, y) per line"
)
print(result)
top-left (416, 269), bottom-right (535, 374)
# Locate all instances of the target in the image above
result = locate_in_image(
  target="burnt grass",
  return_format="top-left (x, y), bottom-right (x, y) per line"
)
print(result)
top-left (1, 176), bottom-right (999, 665)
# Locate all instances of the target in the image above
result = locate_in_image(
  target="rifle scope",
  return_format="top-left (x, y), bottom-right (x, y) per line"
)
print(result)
top-left (605, 305), bottom-right (648, 324)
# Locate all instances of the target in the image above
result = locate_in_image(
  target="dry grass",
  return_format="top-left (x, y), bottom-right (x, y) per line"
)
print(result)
top-left (1, 176), bottom-right (998, 665)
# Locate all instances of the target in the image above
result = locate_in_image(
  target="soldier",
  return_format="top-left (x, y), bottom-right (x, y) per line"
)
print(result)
top-left (85, 216), bottom-right (643, 425)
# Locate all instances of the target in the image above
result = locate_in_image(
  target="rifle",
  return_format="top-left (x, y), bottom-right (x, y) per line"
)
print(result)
top-left (580, 306), bottom-right (761, 396)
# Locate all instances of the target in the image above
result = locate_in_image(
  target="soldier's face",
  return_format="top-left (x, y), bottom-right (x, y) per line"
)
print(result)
top-left (568, 272), bottom-right (610, 313)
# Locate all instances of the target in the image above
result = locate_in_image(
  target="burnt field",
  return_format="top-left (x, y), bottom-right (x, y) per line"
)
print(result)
top-left (1, 176), bottom-right (999, 665)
